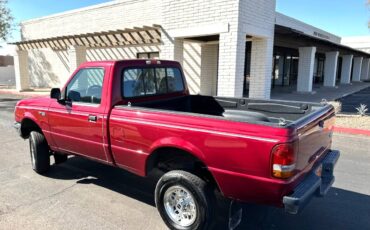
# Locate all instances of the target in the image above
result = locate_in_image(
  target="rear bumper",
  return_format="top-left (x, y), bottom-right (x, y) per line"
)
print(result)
top-left (283, 150), bottom-right (340, 214)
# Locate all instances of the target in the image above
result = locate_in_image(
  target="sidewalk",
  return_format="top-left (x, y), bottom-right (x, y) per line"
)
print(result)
top-left (0, 88), bottom-right (50, 98)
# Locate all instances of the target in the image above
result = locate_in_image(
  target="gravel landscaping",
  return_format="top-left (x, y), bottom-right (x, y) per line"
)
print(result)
top-left (330, 86), bottom-right (370, 131)
top-left (335, 115), bottom-right (370, 130)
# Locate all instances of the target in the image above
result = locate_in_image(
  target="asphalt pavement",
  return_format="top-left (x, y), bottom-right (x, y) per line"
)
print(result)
top-left (338, 86), bottom-right (370, 115)
top-left (0, 94), bottom-right (369, 230)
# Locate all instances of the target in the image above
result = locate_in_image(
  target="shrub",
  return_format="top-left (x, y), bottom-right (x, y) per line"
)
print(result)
top-left (356, 104), bottom-right (368, 116)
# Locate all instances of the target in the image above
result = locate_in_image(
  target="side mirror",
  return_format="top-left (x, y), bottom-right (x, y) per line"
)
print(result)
top-left (50, 88), bottom-right (61, 100)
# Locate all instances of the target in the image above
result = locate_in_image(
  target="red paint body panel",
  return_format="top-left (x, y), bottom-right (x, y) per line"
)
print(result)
top-left (14, 60), bottom-right (336, 206)
top-left (47, 63), bottom-right (113, 162)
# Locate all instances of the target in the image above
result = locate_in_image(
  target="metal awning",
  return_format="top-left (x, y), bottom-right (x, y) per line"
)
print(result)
top-left (11, 25), bottom-right (162, 51)
top-left (275, 25), bottom-right (370, 57)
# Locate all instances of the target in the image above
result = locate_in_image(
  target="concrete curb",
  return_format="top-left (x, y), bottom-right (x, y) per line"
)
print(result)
top-left (0, 89), bottom-right (49, 98)
top-left (333, 126), bottom-right (370, 137)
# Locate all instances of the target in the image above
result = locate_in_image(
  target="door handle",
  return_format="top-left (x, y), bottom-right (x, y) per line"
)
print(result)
top-left (88, 115), bottom-right (98, 122)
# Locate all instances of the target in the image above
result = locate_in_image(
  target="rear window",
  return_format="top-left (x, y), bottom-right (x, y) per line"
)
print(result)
top-left (122, 67), bottom-right (184, 98)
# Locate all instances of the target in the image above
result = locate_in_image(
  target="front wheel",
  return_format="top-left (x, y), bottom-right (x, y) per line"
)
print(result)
top-left (155, 170), bottom-right (214, 230)
top-left (29, 131), bottom-right (50, 174)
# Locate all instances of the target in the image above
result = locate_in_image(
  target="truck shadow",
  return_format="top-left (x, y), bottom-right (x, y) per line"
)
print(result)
top-left (46, 156), bottom-right (370, 230)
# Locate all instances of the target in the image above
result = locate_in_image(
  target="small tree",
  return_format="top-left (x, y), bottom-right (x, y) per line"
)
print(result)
top-left (368, 0), bottom-right (370, 28)
top-left (0, 0), bottom-right (13, 41)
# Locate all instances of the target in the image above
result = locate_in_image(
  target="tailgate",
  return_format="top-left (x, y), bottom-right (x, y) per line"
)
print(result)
top-left (294, 105), bottom-right (335, 172)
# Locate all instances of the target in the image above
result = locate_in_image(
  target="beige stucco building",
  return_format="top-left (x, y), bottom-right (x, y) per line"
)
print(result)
top-left (11, 0), bottom-right (370, 98)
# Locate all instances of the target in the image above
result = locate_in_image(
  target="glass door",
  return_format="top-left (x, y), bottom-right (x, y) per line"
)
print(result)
top-left (314, 55), bottom-right (325, 84)
top-left (272, 53), bottom-right (299, 88)
top-left (243, 42), bottom-right (252, 96)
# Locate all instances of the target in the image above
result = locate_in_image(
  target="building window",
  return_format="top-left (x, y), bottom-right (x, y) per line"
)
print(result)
top-left (271, 48), bottom-right (299, 89)
top-left (314, 55), bottom-right (325, 84)
top-left (243, 41), bottom-right (252, 96)
top-left (137, 52), bottom-right (159, 59)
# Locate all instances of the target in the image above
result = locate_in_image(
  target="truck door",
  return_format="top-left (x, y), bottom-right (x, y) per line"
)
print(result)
top-left (48, 67), bottom-right (108, 162)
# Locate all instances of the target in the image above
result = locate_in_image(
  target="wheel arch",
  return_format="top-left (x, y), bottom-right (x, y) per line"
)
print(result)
top-left (145, 145), bottom-right (220, 192)
top-left (20, 117), bottom-right (43, 138)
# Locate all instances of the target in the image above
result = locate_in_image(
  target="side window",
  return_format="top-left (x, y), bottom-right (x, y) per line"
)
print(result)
top-left (122, 67), bottom-right (185, 98)
top-left (66, 68), bottom-right (105, 104)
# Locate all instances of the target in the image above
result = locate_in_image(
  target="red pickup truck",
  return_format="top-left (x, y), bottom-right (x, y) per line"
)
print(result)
top-left (14, 60), bottom-right (339, 230)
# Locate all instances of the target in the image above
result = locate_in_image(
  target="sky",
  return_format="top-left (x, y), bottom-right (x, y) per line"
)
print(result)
top-left (2, 0), bottom-right (370, 45)
top-left (276, 0), bottom-right (369, 37)
top-left (6, 0), bottom-right (112, 42)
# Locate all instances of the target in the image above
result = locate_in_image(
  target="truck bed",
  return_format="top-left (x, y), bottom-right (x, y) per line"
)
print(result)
top-left (111, 94), bottom-right (335, 204)
top-left (125, 95), bottom-right (326, 126)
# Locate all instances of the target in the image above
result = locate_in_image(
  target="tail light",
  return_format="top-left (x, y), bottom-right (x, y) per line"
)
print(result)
top-left (271, 142), bottom-right (298, 179)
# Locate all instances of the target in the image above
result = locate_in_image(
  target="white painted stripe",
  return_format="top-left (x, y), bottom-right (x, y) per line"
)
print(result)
top-left (110, 117), bottom-right (279, 143)
top-left (48, 109), bottom-right (100, 117)
top-left (111, 144), bottom-right (149, 155)
top-left (16, 106), bottom-right (48, 111)
top-left (16, 106), bottom-right (91, 117)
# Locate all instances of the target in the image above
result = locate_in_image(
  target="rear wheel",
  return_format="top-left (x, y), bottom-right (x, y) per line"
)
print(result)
top-left (155, 170), bottom-right (214, 230)
top-left (29, 131), bottom-right (50, 174)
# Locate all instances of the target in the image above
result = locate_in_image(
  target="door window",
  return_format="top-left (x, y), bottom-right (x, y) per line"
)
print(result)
top-left (66, 68), bottom-right (105, 104)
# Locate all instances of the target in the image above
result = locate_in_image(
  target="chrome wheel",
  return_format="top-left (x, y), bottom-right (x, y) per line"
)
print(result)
top-left (30, 138), bottom-right (36, 169)
top-left (163, 185), bottom-right (197, 227)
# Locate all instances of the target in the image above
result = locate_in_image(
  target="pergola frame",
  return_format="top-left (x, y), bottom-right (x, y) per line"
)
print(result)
top-left (12, 25), bottom-right (162, 51)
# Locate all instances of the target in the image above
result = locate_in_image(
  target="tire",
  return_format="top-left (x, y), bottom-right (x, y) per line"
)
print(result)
top-left (54, 153), bottom-right (68, 164)
top-left (155, 170), bottom-right (214, 230)
top-left (29, 131), bottom-right (50, 174)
